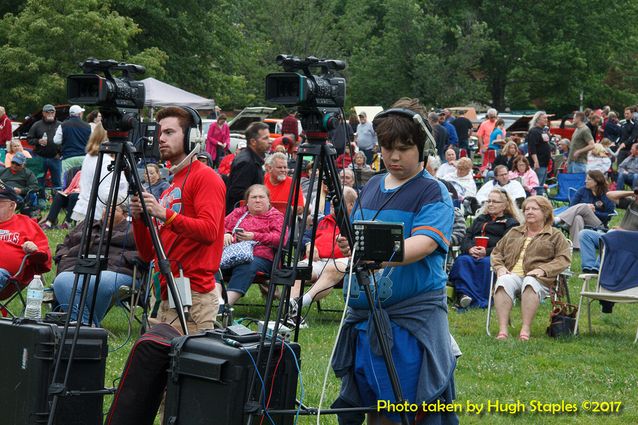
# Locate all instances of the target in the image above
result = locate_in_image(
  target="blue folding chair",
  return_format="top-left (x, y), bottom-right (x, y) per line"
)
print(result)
top-left (548, 172), bottom-right (586, 205)
top-left (575, 231), bottom-right (638, 343)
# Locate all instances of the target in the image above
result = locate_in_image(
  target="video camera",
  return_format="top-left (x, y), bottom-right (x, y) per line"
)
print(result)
top-left (67, 58), bottom-right (146, 138)
top-left (265, 55), bottom-right (346, 108)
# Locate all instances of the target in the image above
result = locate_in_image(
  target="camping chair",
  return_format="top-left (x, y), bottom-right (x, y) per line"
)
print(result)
top-left (104, 258), bottom-right (151, 331)
top-left (486, 240), bottom-right (573, 336)
top-left (0, 254), bottom-right (41, 318)
top-left (548, 172), bottom-right (586, 205)
top-left (575, 231), bottom-right (638, 343)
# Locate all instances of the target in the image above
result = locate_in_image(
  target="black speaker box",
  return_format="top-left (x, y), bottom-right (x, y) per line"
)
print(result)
top-left (164, 330), bottom-right (300, 425)
top-left (0, 318), bottom-right (108, 425)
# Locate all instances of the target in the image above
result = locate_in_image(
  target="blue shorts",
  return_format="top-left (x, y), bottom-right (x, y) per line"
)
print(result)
top-left (354, 321), bottom-right (423, 423)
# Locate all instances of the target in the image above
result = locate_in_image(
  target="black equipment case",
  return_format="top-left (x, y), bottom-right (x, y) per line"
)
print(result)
top-left (0, 318), bottom-right (108, 425)
top-left (164, 330), bottom-right (300, 425)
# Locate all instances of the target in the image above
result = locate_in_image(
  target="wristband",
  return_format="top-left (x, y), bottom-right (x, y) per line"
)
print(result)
top-left (164, 210), bottom-right (178, 226)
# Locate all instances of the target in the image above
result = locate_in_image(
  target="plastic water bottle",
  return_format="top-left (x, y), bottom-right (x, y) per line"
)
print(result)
top-left (24, 275), bottom-right (44, 321)
top-left (41, 132), bottom-right (47, 146)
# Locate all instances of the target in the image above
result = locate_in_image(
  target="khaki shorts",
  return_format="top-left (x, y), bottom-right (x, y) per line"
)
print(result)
top-left (157, 289), bottom-right (219, 335)
top-left (495, 274), bottom-right (549, 303)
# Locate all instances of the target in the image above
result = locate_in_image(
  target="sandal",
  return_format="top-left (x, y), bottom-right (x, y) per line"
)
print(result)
top-left (518, 331), bottom-right (530, 341)
top-left (496, 332), bottom-right (509, 341)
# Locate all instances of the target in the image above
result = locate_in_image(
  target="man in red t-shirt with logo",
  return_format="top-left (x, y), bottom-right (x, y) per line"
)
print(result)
top-left (287, 186), bottom-right (357, 324)
top-left (264, 152), bottom-right (304, 213)
top-left (130, 106), bottom-right (226, 334)
top-left (0, 181), bottom-right (51, 292)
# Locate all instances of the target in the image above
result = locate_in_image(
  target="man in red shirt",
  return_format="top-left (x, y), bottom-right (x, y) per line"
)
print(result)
top-left (264, 152), bottom-right (304, 212)
top-left (270, 114), bottom-right (300, 155)
top-left (287, 186), bottom-right (357, 323)
top-left (0, 182), bottom-right (51, 291)
top-left (130, 106), bottom-right (226, 334)
top-left (476, 108), bottom-right (498, 153)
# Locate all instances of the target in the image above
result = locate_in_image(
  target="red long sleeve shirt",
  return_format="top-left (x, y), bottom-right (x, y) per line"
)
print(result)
top-left (133, 161), bottom-right (226, 299)
top-left (0, 214), bottom-right (52, 282)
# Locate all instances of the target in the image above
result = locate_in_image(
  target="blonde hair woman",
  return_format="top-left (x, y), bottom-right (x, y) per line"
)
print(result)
top-left (71, 123), bottom-right (128, 222)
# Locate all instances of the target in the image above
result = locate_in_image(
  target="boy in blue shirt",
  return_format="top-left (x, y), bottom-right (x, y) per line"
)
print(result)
top-left (312, 98), bottom-right (458, 424)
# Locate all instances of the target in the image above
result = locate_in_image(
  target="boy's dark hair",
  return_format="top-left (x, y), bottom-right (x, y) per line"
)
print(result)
top-left (245, 121), bottom-right (269, 146)
top-left (373, 97), bottom-right (427, 160)
top-left (156, 106), bottom-right (195, 137)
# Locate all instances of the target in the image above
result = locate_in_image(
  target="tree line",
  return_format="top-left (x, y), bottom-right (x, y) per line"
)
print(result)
top-left (2, 0), bottom-right (638, 117)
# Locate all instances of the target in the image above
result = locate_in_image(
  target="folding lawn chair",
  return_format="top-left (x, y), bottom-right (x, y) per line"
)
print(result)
top-left (548, 172), bottom-right (586, 205)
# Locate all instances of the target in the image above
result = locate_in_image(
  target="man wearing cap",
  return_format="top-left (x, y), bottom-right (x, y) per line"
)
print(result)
top-left (355, 112), bottom-right (377, 164)
top-left (438, 110), bottom-right (458, 149)
top-left (0, 181), bottom-right (51, 291)
top-left (27, 104), bottom-right (62, 189)
top-left (428, 112), bottom-right (449, 160)
top-left (271, 114), bottom-right (299, 155)
top-left (53, 105), bottom-right (91, 174)
top-left (0, 152), bottom-right (40, 210)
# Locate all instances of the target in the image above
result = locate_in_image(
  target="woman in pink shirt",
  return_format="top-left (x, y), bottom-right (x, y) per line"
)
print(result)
top-left (205, 114), bottom-right (230, 167)
top-left (509, 156), bottom-right (539, 196)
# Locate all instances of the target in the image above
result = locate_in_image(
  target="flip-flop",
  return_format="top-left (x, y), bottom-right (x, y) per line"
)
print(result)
top-left (518, 332), bottom-right (530, 341)
top-left (496, 332), bottom-right (509, 341)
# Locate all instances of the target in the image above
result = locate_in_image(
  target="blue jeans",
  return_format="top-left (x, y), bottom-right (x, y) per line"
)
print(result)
top-left (37, 156), bottom-right (62, 189)
top-left (535, 166), bottom-right (548, 195)
top-left (361, 148), bottom-right (374, 165)
top-left (617, 172), bottom-right (638, 190)
top-left (567, 161), bottom-right (587, 173)
top-left (224, 256), bottom-right (272, 295)
top-left (579, 229), bottom-right (602, 271)
top-left (0, 268), bottom-right (10, 291)
top-left (53, 271), bottom-right (133, 326)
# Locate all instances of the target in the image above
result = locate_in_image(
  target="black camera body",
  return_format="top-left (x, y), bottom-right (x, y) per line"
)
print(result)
top-left (67, 58), bottom-right (145, 137)
top-left (265, 55), bottom-right (346, 108)
top-left (67, 58), bottom-right (145, 109)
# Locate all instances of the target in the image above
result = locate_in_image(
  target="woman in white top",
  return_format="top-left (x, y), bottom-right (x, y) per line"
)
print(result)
top-left (71, 123), bottom-right (128, 222)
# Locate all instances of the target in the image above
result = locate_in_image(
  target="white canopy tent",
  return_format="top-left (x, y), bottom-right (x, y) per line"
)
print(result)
top-left (141, 77), bottom-right (215, 112)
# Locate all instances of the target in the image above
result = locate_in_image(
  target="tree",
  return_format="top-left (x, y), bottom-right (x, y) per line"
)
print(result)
top-left (0, 0), bottom-right (165, 116)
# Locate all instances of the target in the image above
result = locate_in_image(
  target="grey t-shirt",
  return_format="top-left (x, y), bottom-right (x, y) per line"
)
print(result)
top-left (356, 121), bottom-right (377, 151)
top-left (569, 126), bottom-right (594, 163)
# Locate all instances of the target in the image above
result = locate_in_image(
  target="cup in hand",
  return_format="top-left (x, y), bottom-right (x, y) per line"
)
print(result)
top-left (474, 236), bottom-right (489, 249)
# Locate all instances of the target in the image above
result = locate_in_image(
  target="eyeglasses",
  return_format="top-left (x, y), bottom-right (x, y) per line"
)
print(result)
top-left (485, 200), bottom-right (505, 204)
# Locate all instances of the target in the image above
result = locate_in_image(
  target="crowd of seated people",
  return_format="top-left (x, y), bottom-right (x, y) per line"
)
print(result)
top-left (6, 102), bottom-right (638, 342)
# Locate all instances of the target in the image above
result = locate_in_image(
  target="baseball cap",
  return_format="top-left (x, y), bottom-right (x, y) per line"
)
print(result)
top-left (42, 104), bottom-right (55, 112)
top-left (11, 152), bottom-right (27, 165)
top-left (69, 105), bottom-right (85, 115)
top-left (0, 180), bottom-right (18, 202)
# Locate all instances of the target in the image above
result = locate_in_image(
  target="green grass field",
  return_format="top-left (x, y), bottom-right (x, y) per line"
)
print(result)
top-left (23, 212), bottom-right (638, 424)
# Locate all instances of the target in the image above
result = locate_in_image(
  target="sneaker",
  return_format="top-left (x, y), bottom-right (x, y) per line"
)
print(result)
top-left (285, 312), bottom-right (308, 329)
top-left (289, 297), bottom-right (301, 318)
top-left (459, 295), bottom-right (472, 309)
top-left (40, 221), bottom-right (53, 230)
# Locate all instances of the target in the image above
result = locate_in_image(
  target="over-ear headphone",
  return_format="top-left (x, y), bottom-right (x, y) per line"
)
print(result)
top-left (178, 105), bottom-right (203, 154)
top-left (372, 108), bottom-right (437, 162)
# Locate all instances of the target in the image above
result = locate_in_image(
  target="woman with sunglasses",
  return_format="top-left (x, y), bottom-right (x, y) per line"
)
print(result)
top-left (449, 189), bottom-right (522, 308)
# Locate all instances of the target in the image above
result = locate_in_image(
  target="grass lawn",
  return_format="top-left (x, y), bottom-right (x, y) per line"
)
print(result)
top-left (22, 211), bottom-right (638, 424)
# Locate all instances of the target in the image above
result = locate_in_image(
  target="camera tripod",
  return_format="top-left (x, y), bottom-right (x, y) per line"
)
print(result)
top-left (246, 106), bottom-right (411, 425)
top-left (46, 136), bottom-right (189, 425)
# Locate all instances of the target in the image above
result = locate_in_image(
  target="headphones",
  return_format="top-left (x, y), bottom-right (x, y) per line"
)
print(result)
top-left (178, 105), bottom-right (204, 154)
top-left (372, 108), bottom-right (437, 162)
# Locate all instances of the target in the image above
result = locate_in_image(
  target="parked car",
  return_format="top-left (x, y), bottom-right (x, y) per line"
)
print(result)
top-left (550, 114), bottom-right (576, 140)
top-left (202, 106), bottom-right (277, 153)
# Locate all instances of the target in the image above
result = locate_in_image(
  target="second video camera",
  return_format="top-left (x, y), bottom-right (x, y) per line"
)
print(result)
top-left (265, 55), bottom-right (346, 108)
